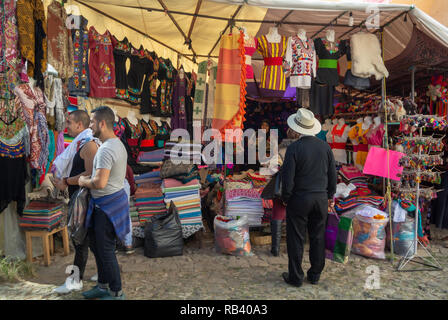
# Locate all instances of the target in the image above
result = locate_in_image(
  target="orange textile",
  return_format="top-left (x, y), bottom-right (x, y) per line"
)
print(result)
top-left (212, 30), bottom-right (247, 142)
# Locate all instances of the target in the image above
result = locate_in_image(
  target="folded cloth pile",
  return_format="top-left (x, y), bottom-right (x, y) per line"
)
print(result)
top-left (19, 201), bottom-right (63, 231)
top-left (160, 159), bottom-right (199, 184)
top-left (225, 188), bottom-right (265, 227)
top-left (129, 197), bottom-right (140, 227)
top-left (164, 141), bottom-right (203, 163)
top-left (335, 195), bottom-right (384, 213)
top-left (137, 148), bottom-right (165, 167)
top-left (134, 170), bottom-right (162, 186)
top-left (339, 165), bottom-right (372, 196)
top-left (162, 178), bottom-right (203, 238)
top-left (135, 182), bottom-right (166, 224)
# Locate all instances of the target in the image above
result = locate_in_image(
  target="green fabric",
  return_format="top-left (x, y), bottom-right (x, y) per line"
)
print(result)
top-left (45, 130), bottom-right (55, 175)
top-left (318, 59), bottom-right (338, 69)
top-left (338, 216), bottom-right (352, 231)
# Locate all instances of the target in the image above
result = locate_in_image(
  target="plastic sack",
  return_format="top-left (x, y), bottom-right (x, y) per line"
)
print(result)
top-left (144, 201), bottom-right (184, 258)
top-left (67, 188), bottom-right (90, 246)
top-left (325, 210), bottom-right (354, 264)
top-left (386, 219), bottom-right (416, 257)
top-left (214, 215), bottom-right (252, 256)
top-left (352, 214), bottom-right (388, 259)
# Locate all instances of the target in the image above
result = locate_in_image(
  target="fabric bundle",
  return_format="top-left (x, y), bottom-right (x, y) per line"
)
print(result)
top-left (212, 30), bottom-right (247, 141)
top-left (19, 201), bottom-right (63, 231)
top-left (134, 182), bottom-right (166, 224)
top-left (335, 195), bottom-right (384, 213)
top-left (162, 178), bottom-right (203, 238)
top-left (137, 148), bottom-right (165, 166)
top-left (225, 188), bottom-right (265, 227)
top-left (134, 170), bottom-right (162, 186)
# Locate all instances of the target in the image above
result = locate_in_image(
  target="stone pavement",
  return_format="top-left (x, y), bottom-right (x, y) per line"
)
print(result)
top-left (1, 229), bottom-right (448, 300)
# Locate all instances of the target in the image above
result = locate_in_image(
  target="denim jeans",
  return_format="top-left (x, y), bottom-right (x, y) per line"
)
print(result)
top-left (73, 235), bottom-right (89, 280)
top-left (123, 179), bottom-right (133, 247)
top-left (88, 207), bottom-right (122, 292)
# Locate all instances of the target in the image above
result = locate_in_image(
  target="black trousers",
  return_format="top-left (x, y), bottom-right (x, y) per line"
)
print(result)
top-left (286, 194), bottom-right (328, 284)
top-left (73, 235), bottom-right (89, 280)
top-left (88, 207), bottom-right (122, 292)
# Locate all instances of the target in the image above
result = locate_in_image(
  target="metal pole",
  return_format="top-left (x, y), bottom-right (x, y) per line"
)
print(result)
top-left (411, 66), bottom-right (416, 102)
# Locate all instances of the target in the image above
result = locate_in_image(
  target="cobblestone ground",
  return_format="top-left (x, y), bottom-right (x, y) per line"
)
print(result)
top-left (1, 228), bottom-right (448, 300)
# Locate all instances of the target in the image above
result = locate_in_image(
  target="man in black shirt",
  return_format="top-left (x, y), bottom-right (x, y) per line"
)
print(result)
top-left (52, 110), bottom-right (98, 294)
top-left (281, 108), bottom-right (337, 287)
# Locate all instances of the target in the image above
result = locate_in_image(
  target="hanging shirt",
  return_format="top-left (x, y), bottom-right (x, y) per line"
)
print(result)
top-left (285, 36), bottom-right (316, 89)
top-left (256, 35), bottom-right (287, 91)
top-left (314, 38), bottom-right (347, 86)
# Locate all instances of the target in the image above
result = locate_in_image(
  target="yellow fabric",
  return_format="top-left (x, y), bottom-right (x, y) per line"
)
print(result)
top-left (348, 123), bottom-right (370, 166)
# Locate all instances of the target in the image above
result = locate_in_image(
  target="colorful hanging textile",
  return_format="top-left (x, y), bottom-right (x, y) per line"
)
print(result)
top-left (212, 30), bottom-right (246, 141)
top-left (193, 61), bottom-right (207, 123)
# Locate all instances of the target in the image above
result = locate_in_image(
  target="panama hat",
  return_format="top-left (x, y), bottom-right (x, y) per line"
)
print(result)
top-left (287, 108), bottom-right (322, 136)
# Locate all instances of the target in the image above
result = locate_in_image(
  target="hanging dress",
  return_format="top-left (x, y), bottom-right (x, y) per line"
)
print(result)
top-left (126, 44), bottom-right (147, 105)
top-left (171, 70), bottom-right (187, 130)
top-left (47, 0), bottom-right (74, 80)
top-left (140, 50), bottom-right (159, 115)
top-left (1, 0), bottom-right (26, 99)
top-left (348, 122), bottom-right (370, 167)
top-left (310, 38), bottom-right (347, 117)
top-left (112, 36), bottom-right (131, 100)
top-left (157, 58), bottom-right (176, 117)
top-left (256, 35), bottom-right (287, 91)
top-left (88, 27), bottom-right (116, 98)
top-left (68, 16), bottom-right (90, 96)
top-left (329, 123), bottom-right (349, 164)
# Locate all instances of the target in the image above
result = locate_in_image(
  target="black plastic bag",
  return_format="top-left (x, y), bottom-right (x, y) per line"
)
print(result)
top-left (144, 201), bottom-right (183, 258)
top-left (67, 187), bottom-right (90, 246)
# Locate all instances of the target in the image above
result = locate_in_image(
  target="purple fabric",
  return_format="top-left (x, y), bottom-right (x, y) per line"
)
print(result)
top-left (56, 130), bottom-right (65, 156)
top-left (325, 213), bottom-right (339, 252)
top-left (171, 75), bottom-right (187, 130)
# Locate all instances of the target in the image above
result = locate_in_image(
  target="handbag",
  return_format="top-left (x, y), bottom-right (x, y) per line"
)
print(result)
top-left (160, 159), bottom-right (196, 179)
top-left (261, 168), bottom-right (282, 200)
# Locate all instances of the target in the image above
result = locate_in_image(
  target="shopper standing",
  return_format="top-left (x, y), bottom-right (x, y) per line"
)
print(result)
top-left (281, 108), bottom-right (337, 287)
top-left (52, 110), bottom-right (99, 294)
top-left (79, 106), bottom-right (130, 300)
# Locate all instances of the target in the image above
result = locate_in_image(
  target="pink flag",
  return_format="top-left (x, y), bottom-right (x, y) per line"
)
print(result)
top-left (362, 147), bottom-right (405, 181)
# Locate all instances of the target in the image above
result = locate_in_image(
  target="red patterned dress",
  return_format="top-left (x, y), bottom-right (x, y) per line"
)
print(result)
top-left (88, 27), bottom-right (116, 98)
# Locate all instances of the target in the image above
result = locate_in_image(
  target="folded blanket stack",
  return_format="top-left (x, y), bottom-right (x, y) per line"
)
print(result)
top-left (134, 182), bottom-right (166, 224)
top-left (164, 141), bottom-right (203, 163)
top-left (134, 170), bottom-right (162, 186)
top-left (136, 148), bottom-right (165, 167)
top-left (225, 188), bottom-right (265, 227)
top-left (162, 178), bottom-right (203, 238)
top-left (19, 201), bottom-right (63, 231)
top-left (335, 195), bottom-right (384, 213)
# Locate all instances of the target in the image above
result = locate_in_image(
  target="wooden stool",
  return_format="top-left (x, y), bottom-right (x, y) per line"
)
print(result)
top-left (25, 226), bottom-right (70, 266)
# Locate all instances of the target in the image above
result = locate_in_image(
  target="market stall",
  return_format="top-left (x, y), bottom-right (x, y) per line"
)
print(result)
top-left (1, 0), bottom-right (448, 271)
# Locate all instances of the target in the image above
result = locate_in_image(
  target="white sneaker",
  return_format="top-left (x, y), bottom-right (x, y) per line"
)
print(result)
top-left (53, 280), bottom-right (83, 294)
top-left (90, 274), bottom-right (98, 282)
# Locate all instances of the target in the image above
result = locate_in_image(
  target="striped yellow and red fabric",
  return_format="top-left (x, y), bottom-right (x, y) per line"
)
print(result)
top-left (256, 35), bottom-right (287, 91)
top-left (212, 30), bottom-right (247, 142)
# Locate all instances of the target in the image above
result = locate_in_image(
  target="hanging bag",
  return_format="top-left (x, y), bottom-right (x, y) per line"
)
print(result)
top-left (67, 187), bottom-right (90, 246)
top-left (144, 201), bottom-right (184, 258)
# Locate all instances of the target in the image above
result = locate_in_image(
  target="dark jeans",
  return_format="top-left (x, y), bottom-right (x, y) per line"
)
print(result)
top-left (73, 235), bottom-right (89, 280)
top-left (88, 207), bottom-right (122, 292)
top-left (286, 194), bottom-right (328, 284)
